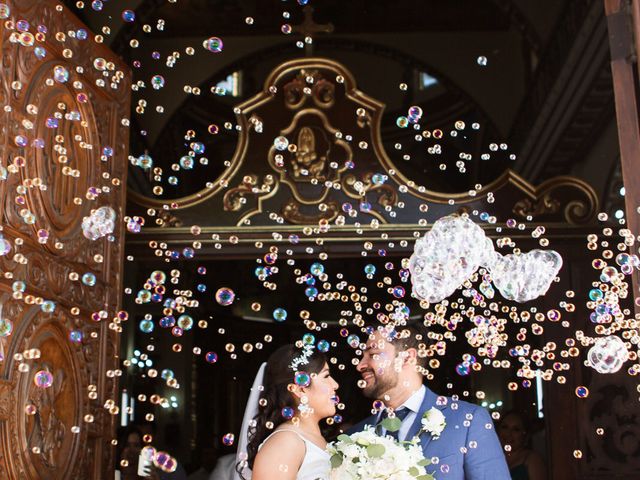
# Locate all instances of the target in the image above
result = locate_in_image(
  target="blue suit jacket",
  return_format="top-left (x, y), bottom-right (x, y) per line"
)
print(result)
top-left (348, 386), bottom-right (510, 480)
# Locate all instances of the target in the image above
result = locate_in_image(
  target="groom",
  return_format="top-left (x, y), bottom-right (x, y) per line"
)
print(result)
top-left (348, 324), bottom-right (510, 480)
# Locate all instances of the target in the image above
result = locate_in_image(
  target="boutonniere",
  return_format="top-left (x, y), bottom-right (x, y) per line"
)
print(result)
top-left (420, 407), bottom-right (446, 439)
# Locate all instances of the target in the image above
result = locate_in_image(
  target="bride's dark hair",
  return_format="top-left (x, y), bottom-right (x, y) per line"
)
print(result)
top-left (239, 344), bottom-right (327, 477)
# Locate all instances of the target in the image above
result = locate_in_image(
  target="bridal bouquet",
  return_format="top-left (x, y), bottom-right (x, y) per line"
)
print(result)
top-left (327, 426), bottom-right (434, 480)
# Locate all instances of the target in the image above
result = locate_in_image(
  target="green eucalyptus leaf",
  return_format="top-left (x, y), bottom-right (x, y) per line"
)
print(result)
top-left (337, 434), bottom-right (353, 444)
top-left (330, 454), bottom-right (343, 469)
top-left (366, 444), bottom-right (386, 458)
top-left (381, 417), bottom-right (402, 433)
top-left (418, 458), bottom-right (432, 466)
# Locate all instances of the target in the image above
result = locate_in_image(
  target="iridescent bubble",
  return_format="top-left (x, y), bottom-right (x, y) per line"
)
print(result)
top-left (121, 9), bottom-right (135, 22)
top-left (371, 173), bottom-right (387, 185)
top-left (317, 340), bottom-right (330, 352)
top-left (392, 286), bottom-right (405, 298)
top-left (0, 4), bottom-right (10, 19)
top-left (41, 301), bottom-right (56, 313)
top-left (0, 318), bottom-right (13, 337)
top-left (347, 334), bottom-right (360, 348)
top-left (364, 264), bottom-right (376, 275)
top-left (281, 406), bottom-right (295, 419)
top-left (396, 116), bottom-right (409, 128)
top-left (222, 433), bottom-right (235, 446)
top-left (273, 136), bottom-right (289, 151)
top-left (12, 281), bottom-right (25, 293)
top-left (150, 270), bottom-right (167, 285)
top-left (302, 333), bottom-right (315, 345)
top-left (69, 330), bottom-right (82, 343)
top-left (203, 36), bottom-right (224, 53)
top-left (588, 288), bottom-right (603, 301)
top-left (0, 237), bottom-right (12, 256)
top-left (310, 262), bottom-right (324, 276)
top-left (91, 0), bottom-right (103, 11)
top-left (272, 308), bottom-right (287, 322)
top-left (53, 65), bottom-right (69, 83)
top-left (161, 369), bottom-right (175, 380)
top-left (575, 386), bottom-right (589, 398)
top-left (215, 288), bottom-right (235, 306)
top-left (205, 352), bottom-right (218, 364)
top-left (139, 319), bottom-right (154, 333)
top-left (305, 287), bottom-right (318, 298)
top-left (294, 371), bottom-right (311, 387)
top-left (408, 106), bottom-right (423, 120)
top-left (208, 124), bottom-right (219, 135)
top-left (137, 290), bottom-right (152, 303)
top-left (137, 154), bottom-right (153, 170)
top-left (81, 272), bottom-right (96, 286)
top-left (34, 370), bottom-right (53, 388)
top-left (177, 315), bottom-right (193, 330)
top-left (455, 363), bottom-right (470, 376)
top-left (477, 56), bottom-right (488, 66)
top-left (587, 335), bottom-right (628, 374)
top-left (179, 155), bottom-right (194, 170)
top-left (93, 57), bottom-right (107, 71)
top-left (192, 142), bottom-right (205, 154)
top-left (151, 75), bottom-right (165, 90)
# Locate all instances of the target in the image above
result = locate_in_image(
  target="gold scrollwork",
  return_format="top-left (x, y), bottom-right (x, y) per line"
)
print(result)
top-left (223, 174), bottom-right (277, 212)
top-left (342, 172), bottom-right (399, 208)
top-left (281, 199), bottom-right (339, 225)
top-left (513, 194), bottom-right (560, 218)
top-left (283, 70), bottom-right (335, 110)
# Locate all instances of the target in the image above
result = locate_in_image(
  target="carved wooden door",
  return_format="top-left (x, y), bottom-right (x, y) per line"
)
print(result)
top-left (0, 1), bottom-right (129, 478)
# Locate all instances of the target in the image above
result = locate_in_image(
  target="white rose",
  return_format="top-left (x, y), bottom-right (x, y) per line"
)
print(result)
top-left (421, 407), bottom-right (446, 437)
top-left (341, 443), bottom-right (361, 460)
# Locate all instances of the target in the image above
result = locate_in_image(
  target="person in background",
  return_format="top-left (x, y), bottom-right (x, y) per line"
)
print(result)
top-left (117, 425), bottom-right (145, 480)
top-left (498, 411), bottom-right (546, 480)
top-left (208, 451), bottom-right (236, 480)
top-left (188, 447), bottom-right (218, 480)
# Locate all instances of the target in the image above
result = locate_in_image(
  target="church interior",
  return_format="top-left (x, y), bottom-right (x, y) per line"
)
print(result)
top-left (0, 0), bottom-right (638, 479)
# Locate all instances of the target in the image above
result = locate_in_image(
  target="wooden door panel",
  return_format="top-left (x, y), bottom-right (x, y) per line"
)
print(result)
top-left (0, 1), bottom-right (130, 478)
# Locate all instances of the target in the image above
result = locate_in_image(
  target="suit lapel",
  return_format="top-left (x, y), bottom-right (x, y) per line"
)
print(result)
top-left (405, 386), bottom-right (447, 450)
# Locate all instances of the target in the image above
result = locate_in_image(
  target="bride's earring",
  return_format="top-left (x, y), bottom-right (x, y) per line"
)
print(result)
top-left (298, 394), bottom-right (311, 416)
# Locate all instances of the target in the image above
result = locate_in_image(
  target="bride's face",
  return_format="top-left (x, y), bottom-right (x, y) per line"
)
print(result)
top-left (305, 363), bottom-right (339, 418)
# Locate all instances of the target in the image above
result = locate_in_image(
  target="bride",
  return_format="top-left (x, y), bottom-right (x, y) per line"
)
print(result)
top-left (235, 344), bottom-right (339, 480)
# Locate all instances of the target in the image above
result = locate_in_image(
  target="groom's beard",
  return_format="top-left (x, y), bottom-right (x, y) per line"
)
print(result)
top-left (362, 371), bottom-right (399, 400)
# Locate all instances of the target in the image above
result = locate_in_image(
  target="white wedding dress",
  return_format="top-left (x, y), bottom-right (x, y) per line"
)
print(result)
top-left (259, 429), bottom-right (330, 480)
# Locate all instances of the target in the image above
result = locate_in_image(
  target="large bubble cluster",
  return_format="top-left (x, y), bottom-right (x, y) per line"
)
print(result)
top-left (409, 215), bottom-right (563, 304)
top-left (81, 206), bottom-right (116, 241)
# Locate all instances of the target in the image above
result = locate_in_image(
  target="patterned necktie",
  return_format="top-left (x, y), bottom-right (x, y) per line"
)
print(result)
top-left (377, 407), bottom-right (411, 441)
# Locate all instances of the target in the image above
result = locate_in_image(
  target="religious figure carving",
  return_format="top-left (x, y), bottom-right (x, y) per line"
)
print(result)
top-left (291, 127), bottom-right (327, 180)
top-left (27, 366), bottom-right (66, 469)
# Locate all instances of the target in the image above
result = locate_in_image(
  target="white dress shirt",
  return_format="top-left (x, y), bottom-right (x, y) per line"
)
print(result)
top-left (379, 384), bottom-right (426, 441)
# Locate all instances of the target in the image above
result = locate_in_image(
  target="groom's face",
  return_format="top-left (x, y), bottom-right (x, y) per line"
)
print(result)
top-left (356, 333), bottom-right (401, 399)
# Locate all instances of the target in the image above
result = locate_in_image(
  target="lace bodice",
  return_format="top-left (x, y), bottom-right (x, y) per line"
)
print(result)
top-left (258, 428), bottom-right (330, 480)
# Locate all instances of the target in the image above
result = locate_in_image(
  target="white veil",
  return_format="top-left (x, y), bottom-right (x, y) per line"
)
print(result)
top-left (233, 362), bottom-right (267, 480)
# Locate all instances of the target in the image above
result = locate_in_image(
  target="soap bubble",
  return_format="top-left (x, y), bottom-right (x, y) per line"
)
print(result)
top-left (215, 288), bottom-right (235, 306)
top-left (272, 308), bottom-right (287, 322)
top-left (477, 56), bottom-right (488, 66)
top-left (82, 206), bottom-right (116, 241)
top-left (53, 65), bottom-right (69, 83)
top-left (122, 9), bottom-right (135, 22)
top-left (409, 215), bottom-right (494, 303)
top-left (0, 237), bottom-right (12, 256)
top-left (587, 335), bottom-right (628, 374)
top-left (489, 250), bottom-right (562, 302)
top-left (273, 136), bottom-right (289, 151)
top-left (203, 37), bottom-right (224, 53)
top-left (34, 370), bottom-right (53, 388)
top-left (294, 371), bottom-right (311, 387)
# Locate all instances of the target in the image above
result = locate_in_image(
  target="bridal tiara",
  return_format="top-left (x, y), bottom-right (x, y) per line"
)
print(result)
top-left (289, 343), bottom-right (315, 372)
